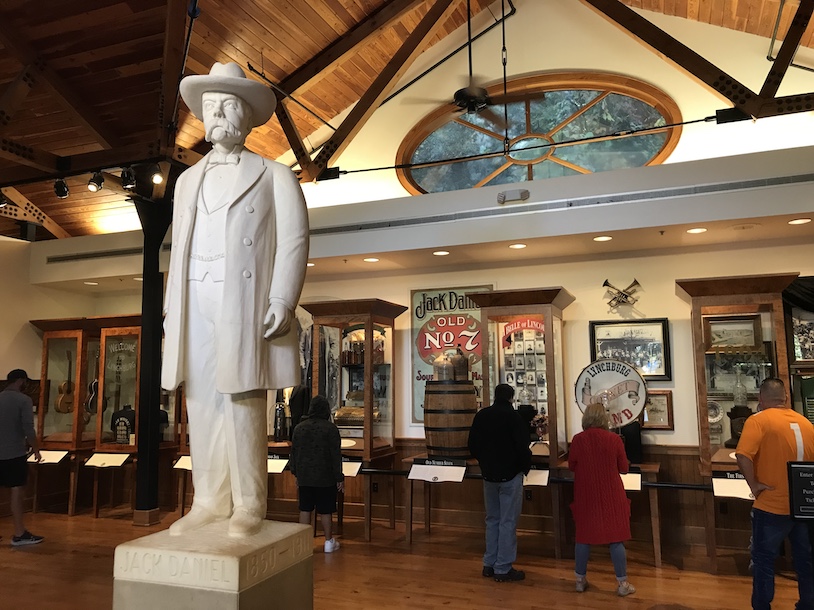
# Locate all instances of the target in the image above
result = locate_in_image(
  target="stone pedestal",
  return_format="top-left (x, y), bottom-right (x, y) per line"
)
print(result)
top-left (113, 521), bottom-right (313, 610)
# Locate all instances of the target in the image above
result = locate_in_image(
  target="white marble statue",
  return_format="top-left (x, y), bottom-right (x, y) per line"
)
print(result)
top-left (161, 62), bottom-right (309, 538)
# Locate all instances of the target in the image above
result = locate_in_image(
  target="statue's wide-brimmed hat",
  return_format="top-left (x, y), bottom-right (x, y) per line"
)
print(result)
top-left (180, 62), bottom-right (276, 128)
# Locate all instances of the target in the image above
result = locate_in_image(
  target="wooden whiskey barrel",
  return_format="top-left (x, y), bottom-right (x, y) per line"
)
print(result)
top-left (423, 380), bottom-right (478, 458)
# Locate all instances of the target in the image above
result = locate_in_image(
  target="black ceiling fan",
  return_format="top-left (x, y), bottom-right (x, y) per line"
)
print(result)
top-left (452, 0), bottom-right (508, 130)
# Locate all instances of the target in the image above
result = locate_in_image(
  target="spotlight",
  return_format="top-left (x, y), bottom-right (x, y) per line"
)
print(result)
top-left (121, 167), bottom-right (136, 190)
top-left (88, 172), bottom-right (104, 192)
top-left (150, 164), bottom-right (163, 185)
top-left (54, 178), bottom-right (69, 199)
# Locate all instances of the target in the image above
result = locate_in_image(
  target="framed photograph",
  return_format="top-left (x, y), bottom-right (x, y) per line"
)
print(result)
top-left (535, 340), bottom-right (546, 354)
top-left (525, 355), bottom-right (536, 370)
top-left (642, 389), bottom-right (674, 430)
top-left (704, 315), bottom-right (762, 351)
top-left (504, 354), bottom-right (514, 370)
top-left (589, 318), bottom-right (672, 381)
top-left (792, 308), bottom-right (814, 363)
top-left (524, 340), bottom-right (535, 354)
top-left (515, 356), bottom-right (525, 370)
top-left (505, 372), bottom-right (515, 385)
top-left (535, 355), bottom-right (545, 369)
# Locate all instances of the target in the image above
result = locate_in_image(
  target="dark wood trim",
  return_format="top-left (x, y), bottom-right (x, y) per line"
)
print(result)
top-left (312, 0), bottom-right (460, 173)
top-left (580, 0), bottom-right (759, 116)
top-left (758, 1), bottom-right (814, 99)
top-left (0, 65), bottom-right (35, 133)
top-left (277, 0), bottom-right (427, 96)
top-left (275, 102), bottom-right (318, 181)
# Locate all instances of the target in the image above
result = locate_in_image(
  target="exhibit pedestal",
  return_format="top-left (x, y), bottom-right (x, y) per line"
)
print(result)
top-left (113, 521), bottom-right (313, 610)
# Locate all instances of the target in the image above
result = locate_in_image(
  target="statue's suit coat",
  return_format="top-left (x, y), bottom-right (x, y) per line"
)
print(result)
top-left (161, 150), bottom-right (309, 394)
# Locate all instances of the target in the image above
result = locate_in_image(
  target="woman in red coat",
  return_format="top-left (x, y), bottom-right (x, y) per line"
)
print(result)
top-left (568, 403), bottom-right (636, 597)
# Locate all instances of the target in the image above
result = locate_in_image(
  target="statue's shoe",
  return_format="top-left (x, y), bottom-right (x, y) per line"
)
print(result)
top-left (169, 507), bottom-right (228, 536)
top-left (228, 508), bottom-right (264, 538)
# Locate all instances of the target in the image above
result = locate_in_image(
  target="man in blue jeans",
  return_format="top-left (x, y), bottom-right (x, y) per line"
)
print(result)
top-left (736, 378), bottom-right (814, 610)
top-left (468, 383), bottom-right (532, 582)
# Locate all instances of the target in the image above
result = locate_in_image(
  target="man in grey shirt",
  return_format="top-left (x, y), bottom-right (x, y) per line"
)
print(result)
top-left (0, 369), bottom-right (43, 546)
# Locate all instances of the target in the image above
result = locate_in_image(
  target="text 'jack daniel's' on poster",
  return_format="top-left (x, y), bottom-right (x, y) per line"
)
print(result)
top-left (411, 285), bottom-right (491, 423)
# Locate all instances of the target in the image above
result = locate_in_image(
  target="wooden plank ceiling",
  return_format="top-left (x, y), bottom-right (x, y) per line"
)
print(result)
top-left (0, 0), bottom-right (810, 241)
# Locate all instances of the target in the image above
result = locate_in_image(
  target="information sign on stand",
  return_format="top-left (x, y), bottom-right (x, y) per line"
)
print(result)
top-left (788, 462), bottom-right (814, 518)
top-left (620, 473), bottom-right (642, 491)
top-left (28, 450), bottom-right (68, 464)
top-left (86, 452), bottom-right (129, 468)
top-left (712, 470), bottom-right (753, 500)
top-left (173, 455), bottom-right (192, 470)
top-left (524, 465), bottom-right (549, 487)
top-left (267, 457), bottom-right (289, 474)
top-left (408, 457), bottom-right (466, 483)
top-left (342, 457), bottom-right (363, 478)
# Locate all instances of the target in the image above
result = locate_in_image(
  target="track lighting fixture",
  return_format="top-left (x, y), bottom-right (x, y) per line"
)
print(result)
top-left (150, 164), bottom-right (163, 185)
top-left (87, 172), bottom-right (104, 192)
top-left (54, 178), bottom-right (69, 199)
top-left (121, 167), bottom-right (136, 190)
top-left (0, 196), bottom-right (6, 209)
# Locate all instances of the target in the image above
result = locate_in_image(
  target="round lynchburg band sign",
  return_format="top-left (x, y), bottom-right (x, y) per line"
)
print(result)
top-left (574, 359), bottom-right (646, 427)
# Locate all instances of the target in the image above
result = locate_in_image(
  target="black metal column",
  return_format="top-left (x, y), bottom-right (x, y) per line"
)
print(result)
top-left (133, 196), bottom-right (172, 524)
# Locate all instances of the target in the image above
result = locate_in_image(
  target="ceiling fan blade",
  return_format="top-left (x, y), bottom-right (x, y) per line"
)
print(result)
top-left (478, 107), bottom-right (508, 131)
top-left (490, 91), bottom-right (546, 106)
top-left (402, 96), bottom-right (449, 106)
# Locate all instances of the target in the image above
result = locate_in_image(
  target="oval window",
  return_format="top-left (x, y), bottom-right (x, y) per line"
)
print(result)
top-left (396, 73), bottom-right (682, 195)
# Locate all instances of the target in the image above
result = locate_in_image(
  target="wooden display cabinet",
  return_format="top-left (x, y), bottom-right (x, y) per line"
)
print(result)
top-left (676, 273), bottom-right (796, 475)
top-left (301, 299), bottom-right (407, 463)
top-left (30, 315), bottom-right (140, 451)
top-left (35, 329), bottom-right (96, 450)
top-left (96, 326), bottom-right (141, 452)
top-left (301, 299), bottom-right (407, 542)
top-left (466, 287), bottom-right (575, 460)
top-left (676, 272), bottom-right (797, 572)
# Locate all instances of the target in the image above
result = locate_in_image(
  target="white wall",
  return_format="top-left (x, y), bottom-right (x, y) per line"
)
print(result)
top-left (0, 238), bottom-right (96, 379)
top-left (301, 241), bottom-right (814, 445)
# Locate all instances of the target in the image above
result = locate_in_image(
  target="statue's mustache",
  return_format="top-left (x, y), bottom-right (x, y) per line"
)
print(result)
top-left (205, 118), bottom-right (242, 141)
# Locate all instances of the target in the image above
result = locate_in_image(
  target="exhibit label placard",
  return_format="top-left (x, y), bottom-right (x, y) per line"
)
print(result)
top-left (788, 462), bottom-right (814, 518)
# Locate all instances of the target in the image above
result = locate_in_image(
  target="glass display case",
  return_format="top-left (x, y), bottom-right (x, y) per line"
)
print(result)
top-left (301, 299), bottom-right (407, 463)
top-left (466, 287), bottom-right (575, 460)
top-left (676, 273), bottom-right (796, 476)
top-left (36, 330), bottom-right (96, 450)
top-left (96, 327), bottom-right (141, 452)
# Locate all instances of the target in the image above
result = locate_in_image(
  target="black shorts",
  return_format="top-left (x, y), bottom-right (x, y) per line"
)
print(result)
top-left (298, 485), bottom-right (337, 514)
top-left (0, 455), bottom-right (28, 488)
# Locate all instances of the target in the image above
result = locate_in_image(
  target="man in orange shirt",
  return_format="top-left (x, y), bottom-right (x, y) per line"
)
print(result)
top-left (736, 378), bottom-right (814, 610)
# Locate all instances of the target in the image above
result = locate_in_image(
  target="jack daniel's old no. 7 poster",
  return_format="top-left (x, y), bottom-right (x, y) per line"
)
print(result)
top-left (411, 285), bottom-right (491, 424)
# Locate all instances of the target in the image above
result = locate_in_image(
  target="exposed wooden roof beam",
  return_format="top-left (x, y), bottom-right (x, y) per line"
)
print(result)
top-left (581, 0), bottom-right (761, 116)
top-left (0, 136), bottom-right (59, 172)
top-left (0, 141), bottom-right (164, 188)
top-left (0, 65), bottom-right (35, 132)
top-left (277, 0), bottom-right (426, 95)
top-left (0, 22), bottom-right (122, 149)
top-left (759, 1), bottom-right (814, 99)
top-left (312, 0), bottom-right (459, 175)
top-left (275, 102), bottom-right (318, 181)
top-left (0, 187), bottom-right (70, 238)
top-left (159, 0), bottom-right (189, 150)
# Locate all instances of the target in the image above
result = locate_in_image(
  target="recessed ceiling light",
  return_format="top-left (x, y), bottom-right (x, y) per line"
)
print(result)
top-left (789, 218), bottom-right (812, 225)
top-left (84, 281), bottom-right (99, 286)
top-left (508, 243), bottom-right (526, 250)
top-left (433, 250), bottom-right (450, 256)
top-left (363, 257), bottom-right (379, 263)
top-left (593, 235), bottom-right (612, 242)
top-left (687, 227), bottom-right (707, 234)
top-left (306, 262), bottom-right (315, 267)
top-left (133, 277), bottom-right (143, 282)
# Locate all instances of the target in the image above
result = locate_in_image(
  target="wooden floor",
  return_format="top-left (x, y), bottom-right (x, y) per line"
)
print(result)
top-left (0, 509), bottom-right (805, 609)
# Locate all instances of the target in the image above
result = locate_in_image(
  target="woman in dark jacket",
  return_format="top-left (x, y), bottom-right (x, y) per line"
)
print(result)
top-left (291, 395), bottom-right (344, 553)
top-left (568, 402), bottom-right (635, 597)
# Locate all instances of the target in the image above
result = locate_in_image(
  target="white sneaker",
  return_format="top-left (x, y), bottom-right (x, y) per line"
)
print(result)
top-left (617, 581), bottom-right (636, 597)
top-left (324, 538), bottom-right (340, 553)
